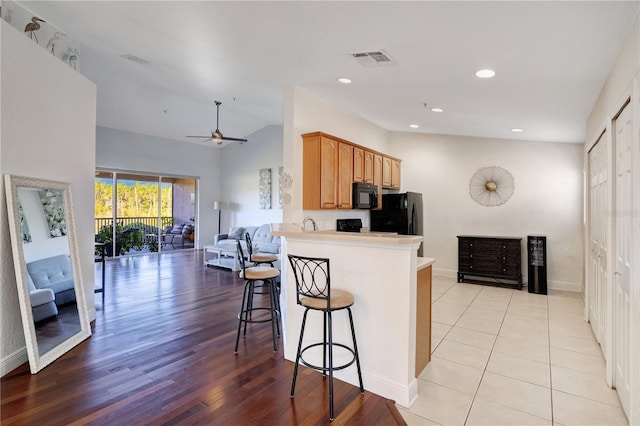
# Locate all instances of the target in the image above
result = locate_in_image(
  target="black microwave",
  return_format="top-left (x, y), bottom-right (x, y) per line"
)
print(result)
top-left (352, 182), bottom-right (378, 209)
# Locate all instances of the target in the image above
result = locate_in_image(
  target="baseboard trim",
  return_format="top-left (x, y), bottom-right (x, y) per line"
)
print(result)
top-left (1, 347), bottom-right (27, 377)
top-left (547, 280), bottom-right (582, 292)
top-left (333, 369), bottom-right (418, 408)
top-left (433, 269), bottom-right (582, 292)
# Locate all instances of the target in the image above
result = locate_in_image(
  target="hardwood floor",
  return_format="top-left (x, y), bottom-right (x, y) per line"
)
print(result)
top-left (2, 251), bottom-right (404, 425)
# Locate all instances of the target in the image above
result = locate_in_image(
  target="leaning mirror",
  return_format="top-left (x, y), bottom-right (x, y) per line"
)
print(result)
top-left (4, 175), bottom-right (91, 374)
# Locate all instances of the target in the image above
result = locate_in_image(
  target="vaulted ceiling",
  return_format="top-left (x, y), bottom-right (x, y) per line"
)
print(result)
top-left (19, 1), bottom-right (640, 145)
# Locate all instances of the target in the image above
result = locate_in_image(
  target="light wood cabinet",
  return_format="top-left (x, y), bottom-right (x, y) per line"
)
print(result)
top-left (303, 133), bottom-right (353, 209)
top-left (415, 264), bottom-right (432, 376)
top-left (337, 142), bottom-right (353, 209)
top-left (391, 158), bottom-right (401, 189)
top-left (364, 151), bottom-right (374, 183)
top-left (373, 154), bottom-right (383, 209)
top-left (353, 147), bottom-right (364, 183)
top-left (302, 131), bottom-right (400, 210)
top-left (382, 156), bottom-right (392, 187)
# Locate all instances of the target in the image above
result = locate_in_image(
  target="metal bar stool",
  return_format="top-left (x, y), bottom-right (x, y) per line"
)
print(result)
top-left (287, 254), bottom-right (364, 421)
top-left (235, 240), bottom-right (281, 353)
top-left (245, 232), bottom-right (278, 267)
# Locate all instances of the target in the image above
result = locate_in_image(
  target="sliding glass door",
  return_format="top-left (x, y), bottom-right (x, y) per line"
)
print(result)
top-left (95, 171), bottom-right (196, 256)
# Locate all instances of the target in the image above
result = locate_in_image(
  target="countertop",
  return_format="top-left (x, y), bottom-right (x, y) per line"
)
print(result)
top-left (417, 257), bottom-right (436, 271)
top-left (271, 223), bottom-right (423, 245)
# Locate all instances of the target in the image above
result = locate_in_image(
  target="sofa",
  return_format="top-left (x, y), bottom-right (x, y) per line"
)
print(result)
top-left (214, 224), bottom-right (281, 270)
top-left (26, 254), bottom-right (76, 322)
top-left (26, 273), bottom-right (58, 322)
top-left (162, 223), bottom-right (195, 249)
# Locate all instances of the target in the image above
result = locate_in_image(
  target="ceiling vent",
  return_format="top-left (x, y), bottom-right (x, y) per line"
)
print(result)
top-left (351, 50), bottom-right (395, 67)
top-left (121, 53), bottom-right (149, 64)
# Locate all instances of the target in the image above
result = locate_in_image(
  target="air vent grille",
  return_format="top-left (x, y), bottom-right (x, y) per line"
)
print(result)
top-left (351, 50), bottom-right (395, 67)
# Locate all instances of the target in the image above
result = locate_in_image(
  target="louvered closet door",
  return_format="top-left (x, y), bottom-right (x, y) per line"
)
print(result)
top-left (588, 132), bottom-right (608, 349)
top-left (613, 102), bottom-right (632, 416)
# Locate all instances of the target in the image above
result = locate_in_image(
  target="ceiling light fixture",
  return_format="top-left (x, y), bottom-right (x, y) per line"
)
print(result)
top-left (409, 124), bottom-right (419, 129)
top-left (338, 77), bottom-right (352, 84)
top-left (511, 128), bottom-right (524, 133)
top-left (475, 69), bottom-right (496, 78)
top-left (431, 107), bottom-right (444, 113)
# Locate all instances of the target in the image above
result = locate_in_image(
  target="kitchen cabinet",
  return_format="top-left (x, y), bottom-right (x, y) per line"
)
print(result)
top-left (415, 261), bottom-right (432, 376)
top-left (337, 142), bottom-right (353, 209)
top-left (382, 156), bottom-right (392, 187)
top-left (391, 158), bottom-right (401, 189)
top-left (364, 151), bottom-right (374, 183)
top-left (373, 154), bottom-right (383, 209)
top-left (302, 131), bottom-right (399, 210)
top-left (382, 156), bottom-right (401, 189)
top-left (353, 147), bottom-right (364, 182)
top-left (303, 133), bottom-right (352, 209)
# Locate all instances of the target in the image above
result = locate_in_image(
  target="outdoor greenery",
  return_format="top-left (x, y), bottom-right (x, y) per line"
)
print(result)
top-left (95, 180), bottom-right (172, 218)
top-left (96, 223), bottom-right (144, 256)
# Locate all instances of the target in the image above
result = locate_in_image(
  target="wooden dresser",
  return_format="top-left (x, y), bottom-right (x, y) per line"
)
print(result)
top-left (457, 235), bottom-right (522, 289)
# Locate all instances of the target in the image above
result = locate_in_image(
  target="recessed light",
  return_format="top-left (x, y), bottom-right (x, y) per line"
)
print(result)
top-left (431, 107), bottom-right (444, 113)
top-left (475, 69), bottom-right (496, 78)
top-left (337, 77), bottom-right (352, 84)
top-left (511, 128), bottom-right (523, 133)
top-left (409, 124), bottom-right (419, 129)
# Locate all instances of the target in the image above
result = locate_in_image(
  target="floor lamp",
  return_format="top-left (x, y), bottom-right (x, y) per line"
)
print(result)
top-left (213, 201), bottom-right (222, 234)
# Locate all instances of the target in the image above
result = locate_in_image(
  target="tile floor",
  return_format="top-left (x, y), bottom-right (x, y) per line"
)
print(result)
top-left (397, 275), bottom-right (629, 426)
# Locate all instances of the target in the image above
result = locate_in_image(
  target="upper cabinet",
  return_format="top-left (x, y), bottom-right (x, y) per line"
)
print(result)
top-left (390, 158), bottom-right (401, 189)
top-left (353, 147), bottom-right (364, 183)
top-left (302, 132), bottom-right (401, 210)
top-left (364, 151), bottom-right (375, 183)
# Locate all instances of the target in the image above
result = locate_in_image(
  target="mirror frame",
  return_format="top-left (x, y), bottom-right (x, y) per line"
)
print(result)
top-left (4, 174), bottom-right (92, 373)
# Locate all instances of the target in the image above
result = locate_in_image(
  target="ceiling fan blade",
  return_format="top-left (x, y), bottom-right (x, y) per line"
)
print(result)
top-left (186, 135), bottom-right (212, 139)
top-left (221, 136), bottom-right (248, 143)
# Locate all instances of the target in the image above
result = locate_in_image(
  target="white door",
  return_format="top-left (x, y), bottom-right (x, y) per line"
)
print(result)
top-left (588, 133), bottom-right (608, 349)
top-left (613, 101), bottom-right (632, 416)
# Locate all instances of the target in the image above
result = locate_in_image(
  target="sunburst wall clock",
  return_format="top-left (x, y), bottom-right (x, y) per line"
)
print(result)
top-left (469, 166), bottom-right (515, 207)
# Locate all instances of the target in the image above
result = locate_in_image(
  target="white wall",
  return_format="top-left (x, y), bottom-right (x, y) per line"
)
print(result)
top-left (219, 125), bottom-right (284, 232)
top-left (1, 22), bottom-right (97, 375)
top-left (283, 86), bottom-right (390, 229)
top-left (391, 132), bottom-right (584, 290)
top-left (96, 126), bottom-right (222, 247)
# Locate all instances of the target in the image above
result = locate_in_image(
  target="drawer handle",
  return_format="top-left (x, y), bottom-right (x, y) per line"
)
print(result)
top-left (470, 266), bottom-right (473, 269)
top-left (470, 254), bottom-right (473, 258)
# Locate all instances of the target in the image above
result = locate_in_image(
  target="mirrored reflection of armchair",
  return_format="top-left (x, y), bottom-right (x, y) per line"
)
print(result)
top-left (161, 223), bottom-right (194, 249)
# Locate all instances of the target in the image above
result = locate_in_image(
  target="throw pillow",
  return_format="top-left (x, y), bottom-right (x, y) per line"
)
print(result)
top-left (171, 224), bottom-right (185, 234)
top-left (228, 227), bottom-right (244, 240)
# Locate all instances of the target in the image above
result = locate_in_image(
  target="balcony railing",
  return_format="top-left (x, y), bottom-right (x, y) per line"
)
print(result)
top-left (95, 216), bottom-right (174, 235)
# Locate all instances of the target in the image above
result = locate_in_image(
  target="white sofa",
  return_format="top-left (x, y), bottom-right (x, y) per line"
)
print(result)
top-left (214, 224), bottom-right (281, 270)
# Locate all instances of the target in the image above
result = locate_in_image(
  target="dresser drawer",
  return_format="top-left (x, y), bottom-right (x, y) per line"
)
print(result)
top-left (457, 236), bottom-right (522, 289)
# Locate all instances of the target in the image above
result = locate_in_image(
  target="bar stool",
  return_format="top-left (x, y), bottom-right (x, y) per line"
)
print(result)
top-left (287, 254), bottom-right (364, 421)
top-left (245, 233), bottom-right (278, 267)
top-left (235, 240), bottom-right (280, 353)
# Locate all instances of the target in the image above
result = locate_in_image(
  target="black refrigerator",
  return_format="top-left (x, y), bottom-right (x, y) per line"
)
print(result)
top-left (370, 192), bottom-right (423, 257)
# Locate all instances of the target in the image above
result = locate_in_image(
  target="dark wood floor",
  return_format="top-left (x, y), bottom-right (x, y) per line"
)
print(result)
top-left (2, 251), bottom-right (405, 425)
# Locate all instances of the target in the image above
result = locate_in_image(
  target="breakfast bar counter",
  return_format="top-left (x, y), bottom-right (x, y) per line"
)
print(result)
top-left (272, 223), bottom-right (433, 407)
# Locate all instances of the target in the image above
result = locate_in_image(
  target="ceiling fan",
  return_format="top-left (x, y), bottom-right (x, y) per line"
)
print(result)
top-left (187, 101), bottom-right (247, 145)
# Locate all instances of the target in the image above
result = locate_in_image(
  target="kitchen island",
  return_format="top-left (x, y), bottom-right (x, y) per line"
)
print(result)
top-left (272, 224), bottom-right (433, 407)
